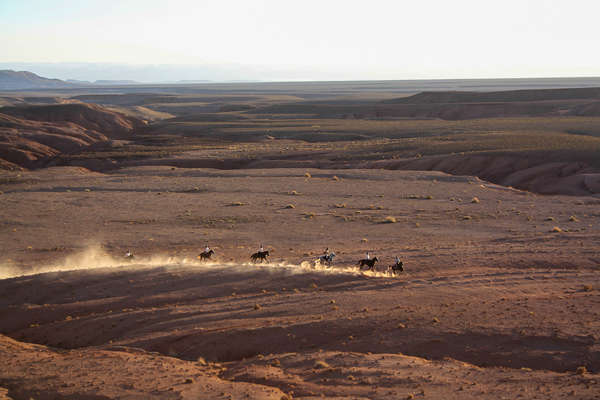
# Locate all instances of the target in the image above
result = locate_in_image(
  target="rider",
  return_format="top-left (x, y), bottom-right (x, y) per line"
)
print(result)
top-left (204, 244), bottom-right (211, 254)
top-left (259, 243), bottom-right (265, 253)
top-left (395, 256), bottom-right (401, 266)
top-left (125, 250), bottom-right (133, 258)
top-left (366, 251), bottom-right (370, 260)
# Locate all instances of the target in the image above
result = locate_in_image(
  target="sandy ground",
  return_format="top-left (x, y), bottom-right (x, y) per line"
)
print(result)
top-left (1, 166), bottom-right (599, 399)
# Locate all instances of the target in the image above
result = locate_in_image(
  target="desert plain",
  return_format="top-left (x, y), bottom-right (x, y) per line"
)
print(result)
top-left (1, 79), bottom-right (600, 399)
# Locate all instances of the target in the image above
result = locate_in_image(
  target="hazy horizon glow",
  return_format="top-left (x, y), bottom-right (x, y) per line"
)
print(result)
top-left (2, 0), bottom-right (599, 81)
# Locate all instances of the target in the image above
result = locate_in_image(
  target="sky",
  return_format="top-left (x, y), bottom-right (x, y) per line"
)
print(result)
top-left (1, 0), bottom-right (599, 81)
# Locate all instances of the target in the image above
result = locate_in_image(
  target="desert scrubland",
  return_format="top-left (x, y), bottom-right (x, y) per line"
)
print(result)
top-left (1, 79), bottom-right (599, 399)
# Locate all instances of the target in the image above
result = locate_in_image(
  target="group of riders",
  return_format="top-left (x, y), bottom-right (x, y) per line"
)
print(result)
top-left (124, 244), bottom-right (404, 274)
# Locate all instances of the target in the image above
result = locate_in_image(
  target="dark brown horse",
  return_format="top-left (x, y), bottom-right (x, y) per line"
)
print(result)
top-left (198, 249), bottom-right (214, 261)
top-left (389, 260), bottom-right (404, 274)
top-left (358, 257), bottom-right (378, 271)
top-left (250, 250), bottom-right (269, 263)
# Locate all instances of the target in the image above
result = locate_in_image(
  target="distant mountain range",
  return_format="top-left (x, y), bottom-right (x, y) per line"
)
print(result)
top-left (0, 70), bottom-right (74, 90)
top-left (0, 70), bottom-right (151, 90)
top-left (0, 69), bottom-right (224, 90)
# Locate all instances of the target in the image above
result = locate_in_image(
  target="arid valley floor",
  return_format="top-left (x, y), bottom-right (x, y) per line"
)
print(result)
top-left (1, 79), bottom-right (600, 399)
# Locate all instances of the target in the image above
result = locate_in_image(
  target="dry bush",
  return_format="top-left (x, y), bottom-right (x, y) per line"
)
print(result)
top-left (546, 216), bottom-right (556, 221)
top-left (569, 215), bottom-right (578, 222)
top-left (583, 284), bottom-right (593, 292)
top-left (471, 197), bottom-right (480, 203)
top-left (289, 190), bottom-right (299, 195)
top-left (576, 366), bottom-right (588, 375)
top-left (551, 226), bottom-right (563, 232)
top-left (284, 204), bottom-right (295, 209)
top-left (314, 360), bottom-right (331, 369)
top-left (462, 215), bottom-right (472, 220)
top-left (253, 303), bottom-right (262, 310)
top-left (334, 203), bottom-right (346, 208)
top-left (304, 172), bottom-right (311, 178)
top-left (229, 201), bottom-right (246, 206)
top-left (381, 216), bottom-right (397, 223)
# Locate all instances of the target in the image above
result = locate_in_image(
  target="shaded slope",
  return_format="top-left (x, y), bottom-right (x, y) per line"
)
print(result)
top-left (1, 103), bottom-right (146, 136)
top-left (0, 104), bottom-right (145, 169)
top-left (385, 87), bottom-right (600, 104)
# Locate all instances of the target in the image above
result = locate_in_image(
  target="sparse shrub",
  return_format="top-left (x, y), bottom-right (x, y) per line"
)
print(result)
top-left (397, 323), bottom-right (406, 329)
top-left (583, 284), bottom-right (593, 292)
top-left (197, 357), bottom-right (207, 365)
top-left (576, 366), bottom-right (587, 375)
top-left (425, 195), bottom-right (433, 200)
top-left (471, 197), bottom-right (480, 203)
top-left (304, 172), bottom-right (311, 178)
top-left (361, 238), bottom-right (368, 242)
top-left (254, 303), bottom-right (262, 310)
top-left (382, 216), bottom-right (397, 223)
top-left (330, 299), bottom-right (336, 304)
top-left (433, 317), bottom-right (440, 323)
top-left (285, 204), bottom-right (295, 209)
top-left (546, 217), bottom-right (556, 221)
top-left (314, 360), bottom-right (331, 369)
top-left (569, 215), bottom-right (578, 222)
top-left (334, 203), bottom-right (346, 208)
top-left (551, 226), bottom-right (563, 233)
top-left (289, 190), bottom-right (299, 195)
top-left (229, 201), bottom-right (245, 206)
top-left (303, 212), bottom-right (315, 219)
top-left (462, 215), bottom-right (472, 220)
top-left (332, 175), bottom-right (340, 181)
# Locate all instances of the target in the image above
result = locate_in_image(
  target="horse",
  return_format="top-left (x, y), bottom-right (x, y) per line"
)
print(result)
top-left (358, 257), bottom-right (378, 271)
top-left (198, 249), bottom-right (214, 261)
top-left (251, 250), bottom-right (269, 263)
top-left (389, 260), bottom-right (404, 274)
top-left (318, 252), bottom-right (336, 266)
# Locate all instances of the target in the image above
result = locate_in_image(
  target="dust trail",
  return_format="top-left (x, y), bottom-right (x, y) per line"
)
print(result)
top-left (0, 245), bottom-right (399, 279)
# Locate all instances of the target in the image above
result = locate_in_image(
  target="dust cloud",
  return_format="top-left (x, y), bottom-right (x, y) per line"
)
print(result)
top-left (0, 245), bottom-right (398, 280)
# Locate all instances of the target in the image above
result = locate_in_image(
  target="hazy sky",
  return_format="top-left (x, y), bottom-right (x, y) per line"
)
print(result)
top-left (1, 0), bottom-right (599, 81)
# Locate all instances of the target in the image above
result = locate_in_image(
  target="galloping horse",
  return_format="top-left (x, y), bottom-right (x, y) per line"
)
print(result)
top-left (319, 252), bottom-right (336, 266)
top-left (250, 250), bottom-right (270, 263)
top-left (198, 249), bottom-right (215, 261)
top-left (358, 257), bottom-right (378, 271)
top-left (389, 260), bottom-right (404, 274)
